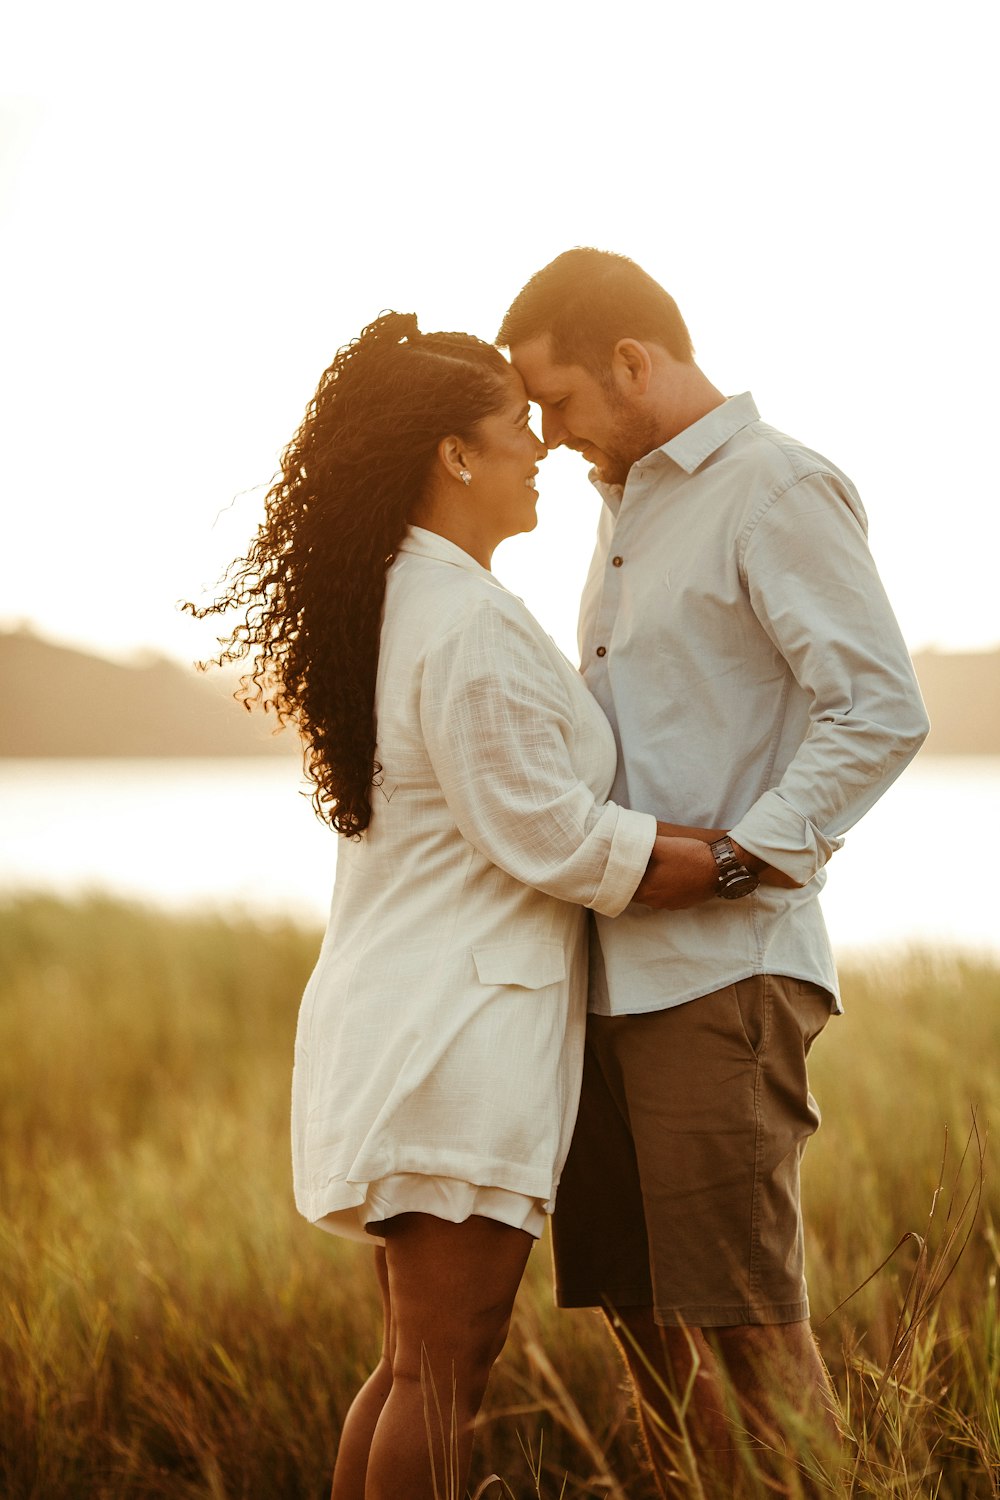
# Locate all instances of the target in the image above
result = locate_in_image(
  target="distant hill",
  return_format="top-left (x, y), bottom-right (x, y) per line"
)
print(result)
top-left (0, 630), bottom-right (297, 757)
top-left (910, 649), bottom-right (1000, 755)
top-left (0, 630), bottom-right (997, 758)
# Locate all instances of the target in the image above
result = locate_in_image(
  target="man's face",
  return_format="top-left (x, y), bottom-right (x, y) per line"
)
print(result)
top-left (510, 335), bottom-right (657, 487)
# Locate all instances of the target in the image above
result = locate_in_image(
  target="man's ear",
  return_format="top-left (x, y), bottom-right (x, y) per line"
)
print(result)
top-left (611, 338), bottom-right (653, 396)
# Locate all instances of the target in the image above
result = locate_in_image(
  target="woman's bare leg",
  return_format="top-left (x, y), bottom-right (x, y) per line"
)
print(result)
top-left (330, 1247), bottom-right (395, 1500)
top-left (364, 1213), bottom-right (533, 1500)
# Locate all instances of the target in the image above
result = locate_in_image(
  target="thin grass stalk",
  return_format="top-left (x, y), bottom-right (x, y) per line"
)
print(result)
top-left (423, 1346), bottom-right (461, 1500)
top-left (839, 1116), bottom-right (988, 1494)
top-left (518, 1338), bottom-right (630, 1500)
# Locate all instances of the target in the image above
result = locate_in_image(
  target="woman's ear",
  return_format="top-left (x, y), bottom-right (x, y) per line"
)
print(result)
top-left (436, 434), bottom-right (472, 484)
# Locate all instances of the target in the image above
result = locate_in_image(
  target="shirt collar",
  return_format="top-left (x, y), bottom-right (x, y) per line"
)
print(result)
top-left (590, 391), bottom-right (761, 506)
top-left (396, 525), bottom-right (497, 579)
top-left (661, 391), bottom-right (760, 473)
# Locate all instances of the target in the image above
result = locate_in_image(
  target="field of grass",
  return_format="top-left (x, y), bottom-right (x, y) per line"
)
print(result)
top-left (1, 894), bottom-right (998, 1498)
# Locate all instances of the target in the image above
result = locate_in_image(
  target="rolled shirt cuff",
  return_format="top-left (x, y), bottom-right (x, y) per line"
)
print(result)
top-left (729, 791), bottom-right (843, 887)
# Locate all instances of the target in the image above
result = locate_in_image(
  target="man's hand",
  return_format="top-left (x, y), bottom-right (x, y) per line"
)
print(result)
top-left (633, 836), bottom-right (719, 910)
top-left (655, 823), bottom-right (803, 891)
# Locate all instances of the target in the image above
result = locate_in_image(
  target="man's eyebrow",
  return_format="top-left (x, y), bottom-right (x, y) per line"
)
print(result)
top-left (517, 403), bottom-right (531, 421)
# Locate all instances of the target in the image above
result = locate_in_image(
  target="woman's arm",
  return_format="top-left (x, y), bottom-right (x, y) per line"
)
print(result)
top-left (656, 820), bottom-right (724, 841)
top-left (420, 602), bottom-right (658, 917)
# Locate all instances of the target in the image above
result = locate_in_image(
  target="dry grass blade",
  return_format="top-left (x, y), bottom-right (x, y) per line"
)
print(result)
top-left (817, 1230), bottom-right (927, 1329)
top-left (872, 1118), bottom-right (985, 1411)
top-left (423, 1347), bottom-right (461, 1500)
top-left (519, 1337), bottom-right (630, 1500)
top-left (844, 1114), bottom-right (988, 1492)
top-left (469, 1476), bottom-right (514, 1499)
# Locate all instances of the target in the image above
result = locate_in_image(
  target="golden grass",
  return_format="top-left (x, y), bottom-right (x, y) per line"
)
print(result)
top-left (1, 896), bottom-right (997, 1497)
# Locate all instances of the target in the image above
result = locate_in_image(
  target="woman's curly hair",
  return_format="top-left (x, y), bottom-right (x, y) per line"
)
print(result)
top-left (188, 312), bottom-right (510, 837)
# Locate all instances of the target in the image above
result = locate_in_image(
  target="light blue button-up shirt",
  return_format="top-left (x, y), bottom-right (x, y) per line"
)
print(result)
top-left (580, 392), bottom-right (930, 1015)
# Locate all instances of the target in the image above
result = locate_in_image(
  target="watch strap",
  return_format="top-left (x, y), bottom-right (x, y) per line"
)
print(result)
top-left (709, 836), bottom-right (760, 900)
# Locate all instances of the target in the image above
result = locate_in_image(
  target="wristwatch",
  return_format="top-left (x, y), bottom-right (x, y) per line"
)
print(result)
top-left (709, 836), bottom-right (760, 900)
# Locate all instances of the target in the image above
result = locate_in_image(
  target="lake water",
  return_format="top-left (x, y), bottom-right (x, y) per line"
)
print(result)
top-left (1, 755), bottom-right (998, 959)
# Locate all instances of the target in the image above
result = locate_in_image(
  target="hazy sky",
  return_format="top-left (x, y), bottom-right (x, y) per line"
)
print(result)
top-left (2, 0), bottom-right (996, 667)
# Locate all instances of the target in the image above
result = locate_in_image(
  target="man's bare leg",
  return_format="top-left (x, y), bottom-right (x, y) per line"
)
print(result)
top-left (608, 1307), bottom-right (736, 1498)
top-left (710, 1319), bottom-right (843, 1488)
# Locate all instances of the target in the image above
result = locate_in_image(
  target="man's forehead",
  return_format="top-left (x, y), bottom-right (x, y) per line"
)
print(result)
top-left (509, 336), bottom-right (582, 397)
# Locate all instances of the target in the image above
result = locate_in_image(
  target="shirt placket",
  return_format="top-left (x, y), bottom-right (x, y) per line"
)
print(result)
top-left (586, 519), bottom-right (627, 701)
top-left (587, 472), bottom-right (654, 712)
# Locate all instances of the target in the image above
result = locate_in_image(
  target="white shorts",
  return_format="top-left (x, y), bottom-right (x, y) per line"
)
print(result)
top-left (316, 1171), bottom-right (547, 1244)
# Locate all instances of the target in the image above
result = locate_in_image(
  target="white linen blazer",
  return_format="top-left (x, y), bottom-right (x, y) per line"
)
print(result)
top-left (291, 526), bottom-right (656, 1235)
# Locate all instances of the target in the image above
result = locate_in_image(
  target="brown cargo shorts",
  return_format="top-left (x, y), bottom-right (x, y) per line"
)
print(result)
top-left (551, 974), bottom-right (834, 1327)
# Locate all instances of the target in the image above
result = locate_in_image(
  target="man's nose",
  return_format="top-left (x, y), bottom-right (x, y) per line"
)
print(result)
top-left (541, 410), bottom-right (568, 449)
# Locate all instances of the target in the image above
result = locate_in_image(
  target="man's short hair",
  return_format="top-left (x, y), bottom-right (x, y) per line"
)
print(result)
top-left (497, 248), bottom-right (694, 375)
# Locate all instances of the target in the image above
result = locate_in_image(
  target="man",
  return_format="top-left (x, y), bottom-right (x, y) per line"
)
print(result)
top-left (497, 249), bottom-right (929, 1493)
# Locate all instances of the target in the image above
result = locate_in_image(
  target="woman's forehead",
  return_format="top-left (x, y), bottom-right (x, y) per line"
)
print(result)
top-left (500, 364), bottom-right (529, 406)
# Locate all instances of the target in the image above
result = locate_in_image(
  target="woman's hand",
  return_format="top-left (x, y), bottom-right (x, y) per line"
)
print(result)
top-left (633, 836), bottom-right (718, 910)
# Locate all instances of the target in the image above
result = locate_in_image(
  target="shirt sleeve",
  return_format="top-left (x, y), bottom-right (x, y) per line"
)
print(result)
top-left (727, 472), bottom-right (930, 884)
top-left (419, 598), bottom-right (656, 916)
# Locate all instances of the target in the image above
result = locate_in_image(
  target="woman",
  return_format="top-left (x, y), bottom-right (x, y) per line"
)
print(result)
top-left (194, 313), bottom-right (713, 1499)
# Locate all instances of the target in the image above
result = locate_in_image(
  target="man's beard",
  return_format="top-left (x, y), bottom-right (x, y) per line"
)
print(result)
top-left (594, 392), bottom-right (662, 486)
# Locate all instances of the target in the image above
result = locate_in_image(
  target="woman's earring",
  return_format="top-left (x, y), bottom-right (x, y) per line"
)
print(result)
top-left (459, 469), bottom-right (472, 486)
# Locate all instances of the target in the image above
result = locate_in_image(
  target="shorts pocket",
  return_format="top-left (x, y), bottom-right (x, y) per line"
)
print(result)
top-left (472, 941), bottom-right (566, 990)
top-left (795, 982), bottom-right (835, 1050)
top-left (732, 977), bottom-right (767, 1057)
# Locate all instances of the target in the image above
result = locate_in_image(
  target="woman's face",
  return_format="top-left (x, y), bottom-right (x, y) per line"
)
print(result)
top-left (465, 368), bottom-right (547, 548)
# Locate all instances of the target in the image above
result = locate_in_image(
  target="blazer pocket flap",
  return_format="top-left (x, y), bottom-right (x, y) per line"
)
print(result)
top-left (472, 941), bottom-right (567, 991)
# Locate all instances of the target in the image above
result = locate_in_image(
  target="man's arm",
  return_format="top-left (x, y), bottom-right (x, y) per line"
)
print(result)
top-left (636, 474), bottom-right (928, 909)
top-left (726, 472), bottom-right (929, 885)
top-left (631, 823), bottom-right (796, 910)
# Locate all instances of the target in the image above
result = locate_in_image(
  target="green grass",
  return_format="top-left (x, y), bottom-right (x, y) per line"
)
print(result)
top-left (1, 896), bottom-right (998, 1497)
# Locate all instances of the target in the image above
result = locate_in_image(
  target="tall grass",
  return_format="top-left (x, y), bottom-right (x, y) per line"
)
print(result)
top-left (1, 895), bottom-right (997, 1497)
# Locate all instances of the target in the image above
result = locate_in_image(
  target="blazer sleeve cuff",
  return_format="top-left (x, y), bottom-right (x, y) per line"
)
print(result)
top-left (590, 809), bottom-right (658, 917)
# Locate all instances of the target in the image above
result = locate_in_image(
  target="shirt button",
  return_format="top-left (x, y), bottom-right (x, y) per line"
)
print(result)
top-left (596, 646), bottom-right (607, 657)
top-left (612, 555), bottom-right (623, 567)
